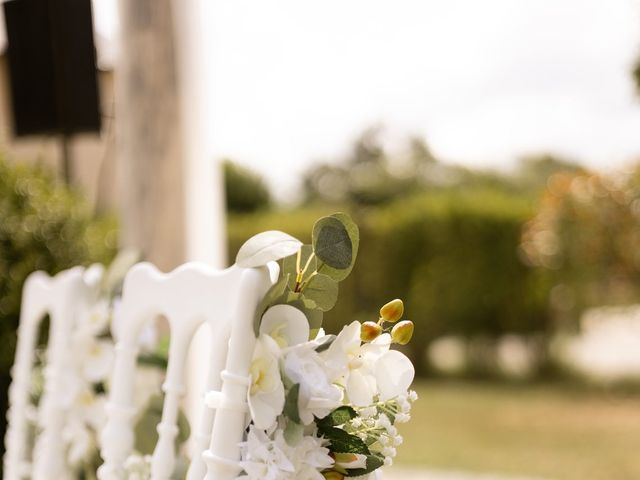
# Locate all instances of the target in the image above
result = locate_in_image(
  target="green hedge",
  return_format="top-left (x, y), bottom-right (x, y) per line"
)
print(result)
top-left (228, 190), bottom-right (552, 375)
top-left (0, 156), bottom-right (117, 467)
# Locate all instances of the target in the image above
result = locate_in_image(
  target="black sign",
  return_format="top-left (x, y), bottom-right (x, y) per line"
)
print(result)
top-left (3, 0), bottom-right (101, 137)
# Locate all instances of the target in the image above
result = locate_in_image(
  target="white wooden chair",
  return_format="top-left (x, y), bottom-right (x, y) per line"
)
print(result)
top-left (97, 261), bottom-right (275, 480)
top-left (4, 266), bottom-right (98, 480)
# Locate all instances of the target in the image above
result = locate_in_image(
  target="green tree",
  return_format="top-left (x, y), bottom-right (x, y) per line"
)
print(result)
top-left (223, 159), bottom-right (272, 213)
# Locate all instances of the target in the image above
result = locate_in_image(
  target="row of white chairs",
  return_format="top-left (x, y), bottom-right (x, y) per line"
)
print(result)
top-left (4, 260), bottom-right (277, 480)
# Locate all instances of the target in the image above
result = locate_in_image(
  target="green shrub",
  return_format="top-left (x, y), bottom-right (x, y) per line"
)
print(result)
top-left (0, 156), bottom-right (117, 463)
top-left (227, 190), bottom-right (552, 376)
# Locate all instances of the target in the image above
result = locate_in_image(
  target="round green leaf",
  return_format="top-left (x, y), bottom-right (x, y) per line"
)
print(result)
top-left (312, 213), bottom-right (360, 281)
top-left (313, 217), bottom-right (352, 269)
top-left (303, 273), bottom-right (339, 311)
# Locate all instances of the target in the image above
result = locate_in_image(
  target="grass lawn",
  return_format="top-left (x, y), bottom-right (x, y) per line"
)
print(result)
top-left (396, 380), bottom-right (640, 480)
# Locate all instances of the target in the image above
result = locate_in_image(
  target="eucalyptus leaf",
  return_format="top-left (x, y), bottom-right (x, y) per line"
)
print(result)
top-left (253, 274), bottom-right (290, 335)
top-left (236, 230), bottom-right (302, 268)
top-left (286, 298), bottom-right (323, 331)
top-left (313, 217), bottom-right (352, 269)
top-left (312, 213), bottom-right (359, 281)
top-left (284, 383), bottom-right (301, 424)
top-left (302, 273), bottom-right (338, 311)
top-left (283, 419), bottom-right (304, 446)
top-left (285, 291), bottom-right (318, 310)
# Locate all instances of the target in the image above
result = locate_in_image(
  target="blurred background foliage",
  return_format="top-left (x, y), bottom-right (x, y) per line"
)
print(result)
top-left (2, 130), bottom-right (637, 383)
top-left (226, 129), bottom-right (602, 378)
top-left (0, 154), bottom-right (117, 459)
top-left (223, 159), bottom-right (272, 213)
top-left (2, 126), bottom-right (640, 474)
top-left (2, 130), bottom-right (640, 478)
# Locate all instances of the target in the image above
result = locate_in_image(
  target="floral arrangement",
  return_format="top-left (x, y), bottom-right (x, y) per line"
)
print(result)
top-left (235, 212), bottom-right (417, 480)
top-left (28, 251), bottom-right (191, 479)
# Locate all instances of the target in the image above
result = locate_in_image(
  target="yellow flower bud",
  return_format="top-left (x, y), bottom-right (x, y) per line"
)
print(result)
top-left (380, 299), bottom-right (404, 323)
top-left (391, 320), bottom-right (414, 345)
top-left (361, 321), bottom-right (382, 342)
top-left (333, 452), bottom-right (358, 464)
top-left (323, 471), bottom-right (345, 480)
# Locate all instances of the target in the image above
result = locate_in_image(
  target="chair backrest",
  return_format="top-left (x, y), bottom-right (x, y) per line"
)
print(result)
top-left (97, 261), bottom-right (274, 480)
top-left (4, 266), bottom-right (95, 480)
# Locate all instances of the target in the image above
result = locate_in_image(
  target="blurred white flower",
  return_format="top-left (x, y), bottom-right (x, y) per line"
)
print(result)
top-left (248, 334), bottom-right (285, 430)
top-left (82, 299), bottom-right (111, 336)
top-left (63, 418), bottom-right (95, 467)
top-left (124, 453), bottom-right (152, 480)
top-left (72, 336), bottom-right (114, 384)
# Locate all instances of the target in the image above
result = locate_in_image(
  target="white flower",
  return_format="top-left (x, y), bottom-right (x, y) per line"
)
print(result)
top-left (237, 426), bottom-right (294, 480)
top-left (382, 446), bottom-right (396, 457)
top-left (70, 387), bottom-right (107, 431)
top-left (76, 337), bottom-right (115, 383)
top-left (63, 419), bottom-right (94, 467)
top-left (238, 426), bottom-right (333, 480)
top-left (374, 350), bottom-right (415, 402)
top-left (274, 429), bottom-right (333, 479)
top-left (283, 344), bottom-right (342, 425)
top-left (124, 453), bottom-right (152, 480)
top-left (248, 335), bottom-right (285, 430)
top-left (81, 299), bottom-right (111, 337)
top-left (260, 304), bottom-right (310, 348)
top-left (322, 321), bottom-right (415, 406)
top-left (321, 322), bottom-right (384, 406)
top-left (396, 412), bottom-right (410, 423)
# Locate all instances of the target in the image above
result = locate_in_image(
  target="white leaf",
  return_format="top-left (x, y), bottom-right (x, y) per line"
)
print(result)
top-left (236, 230), bottom-right (302, 268)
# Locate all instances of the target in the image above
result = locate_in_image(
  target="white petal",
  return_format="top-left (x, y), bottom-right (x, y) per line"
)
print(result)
top-left (248, 389), bottom-right (283, 430)
top-left (375, 350), bottom-right (415, 400)
top-left (260, 304), bottom-right (309, 347)
top-left (346, 369), bottom-right (375, 406)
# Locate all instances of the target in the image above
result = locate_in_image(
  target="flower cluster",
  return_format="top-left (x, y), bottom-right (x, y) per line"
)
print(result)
top-left (236, 213), bottom-right (418, 480)
top-left (242, 313), bottom-right (416, 480)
